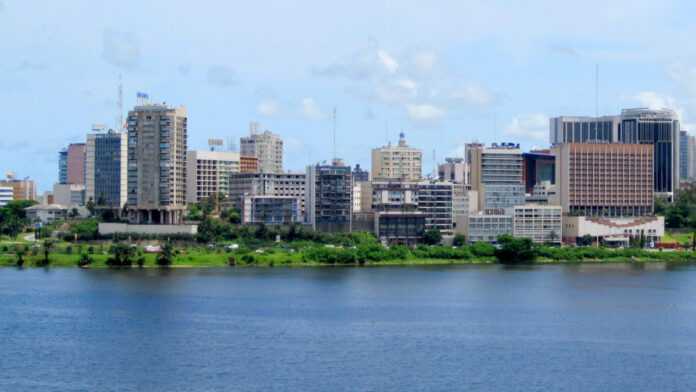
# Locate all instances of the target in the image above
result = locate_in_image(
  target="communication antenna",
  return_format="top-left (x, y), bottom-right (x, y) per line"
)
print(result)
top-left (117, 74), bottom-right (123, 130)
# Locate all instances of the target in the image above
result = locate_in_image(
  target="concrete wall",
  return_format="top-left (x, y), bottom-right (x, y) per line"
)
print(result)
top-left (99, 223), bottom-right (198, 235)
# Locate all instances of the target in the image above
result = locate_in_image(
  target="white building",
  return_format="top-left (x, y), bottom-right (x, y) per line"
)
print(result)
top-left (563, 216), bottom-right (665, 246)
top-left (466, 211), bottom-right (513, 243)
top-left (371, 132), bottom-right (422, 181)
top-left (513, 204), bottom-right (562, 244)
top-left (52, 183), bottom-right (86, 206)
top-left (438, 157), bottom-right (468, 184)
top-left (0, 186), bottom-right (12, 207)
top-left (186, 150), bottom-right (241, 203)
top-left (240, 122), bottom-right (283, 174)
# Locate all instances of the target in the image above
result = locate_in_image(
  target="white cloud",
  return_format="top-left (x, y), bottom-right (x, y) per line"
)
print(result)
top-left (207, 65), bottom-right (237, 87)
top-left (406, 104), bottom-right (445, 122)
top-left (396, 79), bottom-right (417, 91)
top-left (504, 114), bottom-right (548, 141)
top-left (450, 85), bottom-right (496, 106)
top-left (257, 99), bottom-right (279, 117)
top-left (375, 79), bottom-right (418, 104)
top-left (633, 91), bottom-right (678, 110)
top-left (101, 29), bottom-right (140, 69)
top-left (412, 50), bottom-right (437, 72)
top-left (377, 49), bottom-right (399, 74)
top-left (301, 98), bottom-right (324, 120)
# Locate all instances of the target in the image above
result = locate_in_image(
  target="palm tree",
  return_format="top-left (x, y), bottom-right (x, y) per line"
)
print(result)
top-left (156, 242), bottom-right (174, 267)
top-left (38, 239), bottom-right (54, 266)
top-left (15, 246), bottom-right (26, 267)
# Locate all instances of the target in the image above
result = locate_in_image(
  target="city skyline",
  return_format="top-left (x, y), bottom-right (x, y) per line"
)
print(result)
top-left (4, 1), bottom-right (696, 192)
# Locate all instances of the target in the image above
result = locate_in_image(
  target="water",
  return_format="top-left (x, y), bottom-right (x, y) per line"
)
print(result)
top-left (2, 264), bottom-right (696, 391)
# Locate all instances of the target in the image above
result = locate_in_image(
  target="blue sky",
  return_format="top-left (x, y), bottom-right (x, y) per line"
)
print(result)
top-left (2, 0), bottom-right (696, 191)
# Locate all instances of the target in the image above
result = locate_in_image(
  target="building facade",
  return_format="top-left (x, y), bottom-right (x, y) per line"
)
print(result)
top-left (549, 115), bottom-right (620, 145)
top-left (466, 212), bottom-right (513, 243)
top-left (228, 172), bottom-right (306, 216)
top-left (513, 204), bottom-right (562, 244)
top-left (240, 122), bottom-right (283, 173)
top-left (58, 143), bottom-right (86, 185)
top-left (126, 103), bottom-right (188, 224)
top-left (522, 151), bottom-right (555, 194)
top-left (52, 183), bottom-right (85, 206)
top-left (680, 130), bottom-right (689, 180)
top-left (0, 173), bottom-right (37, 201)
top-left (85, 129), bottom-right (127, 208)
top-left (305, 160), bottom-right (352, 232)
top-left (553, 143), bottom-right (654, 217)
top-left (470, 143), bottom-right (525, 211)
top-left (186, 150), bottom-right (240, 204)
top-left (375, 211), bottom-right (426, 245)
top-left (563, 216), bottom-right (664, 246)
top-left (438, 157), bottom-right (468, 184)
top-left (371, 133), bottom-right (422, 181)
top-left (416, 181), bottom-right (454, 235)
top-left (0, 186), bottom-right (12, 207)
top-left (241, 195), bottom-right (300, 225)
top-left (352, 164), bottom-right (370, 182)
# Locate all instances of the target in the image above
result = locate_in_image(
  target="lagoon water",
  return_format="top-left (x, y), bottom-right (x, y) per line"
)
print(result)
top-left (2, 264), bottom-right (696, 391)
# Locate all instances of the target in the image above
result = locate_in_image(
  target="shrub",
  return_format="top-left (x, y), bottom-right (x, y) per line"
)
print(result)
top-left (470, 241), bottom-right (495, 257)
top-left (494, 235), bottom-right (537, 264)
top-left (77, 253), bottom-right (92, 267)
top-left (452, 234), bottom-right (466, 247)
top-left (422, 229), bottom-right (443, 245)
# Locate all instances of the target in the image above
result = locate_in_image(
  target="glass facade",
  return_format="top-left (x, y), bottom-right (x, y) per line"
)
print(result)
top-left (93, 134), bottom-right (123, 207)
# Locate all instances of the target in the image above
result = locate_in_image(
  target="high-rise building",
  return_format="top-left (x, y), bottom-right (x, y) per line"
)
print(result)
top-left (126, 103), bottom-right (188, 224)
top-left (469, 143), bottom-right (525, 211)
top-left (513, 204), bottom-right (562, 244)
top-left (438, 157), bottom-right (468, 184)
top-left (58, 143), bottom-right (86, 185)
top-left (0, 172), bottom-right (37, 201)
top-left (416, 181), bottom-right (454, 235)
top-left (186, 150), bottom-right (240, 204)
top-left (680, 130), bottom-right (690, 180)
top-left (85, 129), bottom-right (128, 208)
top-left (522, 151), bottom-right (555, 194)
top-left (240, 122), bottom-right (283, 174)
top-left (241, 195), bottom-right (300, 225)
top-left (228, 172), bottom-right (306, 217)
top-left (371, 133), bottom-right (422, 181)
top-left (689, 135), bottom-right (696, 180)
top-left (619, 108), bottom-right (680, 197)
top-left (240, 156), bottom-right (259, 173)
top-left (352, 164), bottom-right (370, 182)
top-left (553, 143), bottom-right (653, 217)
top-left (549, 116), bottom-right (620, 144)
top-left (305, 159), bottom-right (352, 232)
top-left (0, 186), bottom-right (13, 207)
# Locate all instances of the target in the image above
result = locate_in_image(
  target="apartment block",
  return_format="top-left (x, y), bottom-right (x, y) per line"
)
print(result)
top-left (186, 150), bottom-right (240, 203)
top-left (0, 186), bottom-right (12, 207)
top-left (466, 212), bottom-right (513, 243)
top-left (241, 195), bottom-right (300, 225)
top-left (305, 160), bottom-right (352, 232)
top-left (0, 172), bottom-right (37, 201)
top-left (438, 157), bottom-right (468, 184)
top-left (553, 143), bottom-right (654, 217)
top-left (228, 172), bottom-right (306, 216)
top-left (469, 143), bottom-right (525, 211)
top-left (126, 103), bottom-right (188, 224)
top-left (371, 132), bottom-right (422, 181)
top-left (240, 156), bottom-right (259, 173)
top-left (513, 204), bottom-right (562, 244)
top-left (416, 181), bottom-right (454, 235)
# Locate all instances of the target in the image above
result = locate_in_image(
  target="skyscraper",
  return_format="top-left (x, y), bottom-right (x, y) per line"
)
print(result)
top-left (305, 159), bottom-right (352, 232)
top-left (186, 150), bottom-right (240, 203)
top-left (438, 157), bottom-right (467, 184)
top-left (371, 133), bottom-right (422, 181)
top-left (85, 129), bottom-right (128, 208)
top-left (680, 130), bottom-right (689, 180)
top-left (58, 143), bottom-right (86, 185)
top-left (469, 143), bottom-right (525, 211)
top-left (549, 116), bottom-right (620, 144)
top-left (240, 122), bottom-right (283, 173)
top-left (126, 103), bottom-right (188, 224)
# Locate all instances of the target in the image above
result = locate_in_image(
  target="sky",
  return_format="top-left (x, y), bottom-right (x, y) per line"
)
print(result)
top-left (2, 0), bottom-right (696, 192)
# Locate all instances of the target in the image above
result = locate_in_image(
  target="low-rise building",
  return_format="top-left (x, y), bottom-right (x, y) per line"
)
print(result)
top-left (466, 211), bottom-right (513, 243)
top-left (513, 204), bottom-right (562, 244)
top-left (241, 195), bottom-right (300, 225)
top-left (0, 172), bottom-right (37, 201)
top-left (375, 211), bottom-right (426, 246)
top-left (53, 183), bottom-right (86, 206)
top-left (0, 186), bottom-right (13, 207)
top-left (229, 172), bottom-right (306, 217)
top-left (562, 216), bottom-right (664, 246)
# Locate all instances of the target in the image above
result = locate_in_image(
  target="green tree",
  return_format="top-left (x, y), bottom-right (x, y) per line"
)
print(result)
top-left (494, 235), bottom-right (537, 264)
top-left (38, 239), bottom-right (55, 266)
top-left (107, 243), bottom-right (135, 267)
top-left (15, 246), bottom-right (26, 267)
top-left (422, 229), bottom-right (442, 245)
top-left (452, 234), bottom-right (466, 247)
top-left (85, 198), bottom-right (96, 217)
top-left (157, 242), bottom-right (174, 266)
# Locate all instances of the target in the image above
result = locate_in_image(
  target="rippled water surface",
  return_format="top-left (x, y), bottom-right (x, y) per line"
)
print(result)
top-left (2, 264), bottom-right (696, 391)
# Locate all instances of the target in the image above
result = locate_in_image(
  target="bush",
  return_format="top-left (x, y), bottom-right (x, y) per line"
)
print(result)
top-left (77, 253), bottom-right (92, 267)
top-left (452, 234), bottom-right (466, 247)
top-left (66, 246), bottom-right (73, 255)
top-left (470, 241), bottom-right (495, 257)
top-left (422, 229), bottom-right (443, 245)
top-left (494, 235), bottom-right (537, 264)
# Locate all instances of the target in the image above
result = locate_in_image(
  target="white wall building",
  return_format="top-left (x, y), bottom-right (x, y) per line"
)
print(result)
top-left (0, 186), bottom-right (13, 207)
top-left (186, 150), bottom-right (240, 203)
top-left (513, 204), bottom-right (562, 244)
top-left (371, 132), bottom-right (422, 181)
top-left (52, 183), bottom-right (86, 206)
top-left (240, 122), bottom-right (283, 174)
top-left (563, 216), bottom-right (665, 246)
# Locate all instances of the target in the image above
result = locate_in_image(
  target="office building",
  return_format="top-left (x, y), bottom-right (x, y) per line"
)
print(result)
top-left (240, 122), bottom-right (283, 173)
top-left (513, 204), bottom-right (562, 244)
top-left (438, 157), bottom-right (468, 184)
top-left (374, 211), bottom-right (426, 246)
top-left (52, 183), bottom-right (85, 206)
top-left (241, 195), bottom-right (300, 225)
top-left (85, 129), bottom-right (128, 208)
top-left (522, 151), bottom-right (555, 194)
top-left (525, 181), bottom-right (558, 205)
top-left (58, 143), bottom-right (86, 185)
top-left (690, 136), bottom-right (696, 179)
top-left (371, 180), bottom-right (419, 212)
top-left (0, 186), bottom-right (12, 207)
top-left (126, 103), bottom-right (188, 224)
top-left (186, 150), bottom-right (240, 203)
top-left (680, 130), bottom-right (689, 180)
top-left (240, 156), bottom-right (259, 173)
top-left (371, 132), bottom-right (422, 181)
top-left (469, 143), bottom-right (525, 211)
top-left (416, 181), bottom-right (454, 234)
top-left (305, 160), bottom-right (352, 232)
top-left (0, 172), bottom-right (37, 201)
top-left (619, 108), bottom-right (680, 197)
top-left (563, 216), bottom-right (664, 246)
top-left (549, 115), bottom-right (620, 145)
top-left (228, 172), bottom-right (306, 216)
top-left (554, 143), bottom-right (653, 217)
top-left (466, 211), bottom-right (513, 243)
top-left (352, 164), bottom-right (370, 182)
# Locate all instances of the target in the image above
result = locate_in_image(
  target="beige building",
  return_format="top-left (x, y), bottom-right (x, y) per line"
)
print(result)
top-left (513, 204), bottom-right (562, 244)
top-left (553, 143), bottom-right (653, 217)
top-left (469, 143), bottom-right (525, 212)
top-left (371, 132), bottom-right (422, 181)
top-left (126, 103), bottom-right (188, 224)
top-left (186, 150), bottom-right (240, 204)
top-left (229, 172), bottom-right (306, 217)
top-left (240, 122), bottom-right (283, 173)
top-left (0, 172), bottom-right (37, 201)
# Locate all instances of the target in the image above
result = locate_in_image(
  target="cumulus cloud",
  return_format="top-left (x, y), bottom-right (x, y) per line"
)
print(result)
top-left (633, 91), bottom-right (678, 110)
top-left (257, 99), bottom-right (280, 117)
top-left (377, 49), bottom-right (399, 74)
top-left (206, 65), bottom-right (237, 87)
top-left (375, 79), bottom-right (418, 104)
top-left (406, 104), bottom-right (445, 122)
top-left (504, 114), bottom-right (549, 141)
top-left (301, 98), bottom-right (324, 120)
top-left (102, 29), bottom-right (141, 69)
